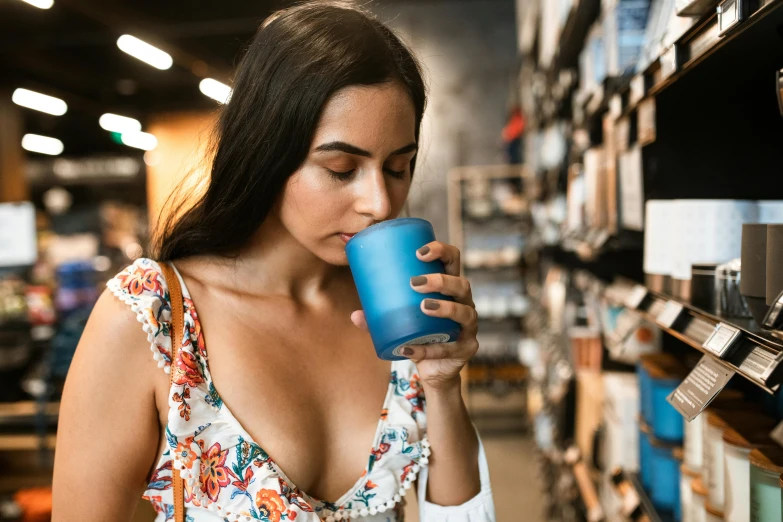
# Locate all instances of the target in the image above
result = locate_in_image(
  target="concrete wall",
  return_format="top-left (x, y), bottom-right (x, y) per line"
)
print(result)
top-left (374, 0), bottom-right (518, 241)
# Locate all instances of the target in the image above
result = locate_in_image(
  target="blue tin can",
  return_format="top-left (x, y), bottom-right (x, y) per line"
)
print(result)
top-left (640, 422), bottom-right (654, 491)
top-left (651, 372), bottom-right (685, 443)
top-left (649, 435), bottom-right (681, 515)
top-left (638, 361), bottom-right (653, 425)
top-left (346, 218), bottom-right (461, 361)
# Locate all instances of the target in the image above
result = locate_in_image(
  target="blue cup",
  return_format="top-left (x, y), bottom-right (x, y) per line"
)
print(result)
top-left (346, 218), bottom-right (462, 360)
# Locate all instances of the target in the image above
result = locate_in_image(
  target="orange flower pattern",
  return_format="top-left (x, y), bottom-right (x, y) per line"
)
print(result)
top-left (200, 442), bottom-right (232, 502)
top-left (256, 489), bottom-right (286, 522)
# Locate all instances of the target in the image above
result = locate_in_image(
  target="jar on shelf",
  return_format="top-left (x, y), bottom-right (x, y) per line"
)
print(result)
top-left (681, 464), bottom-right (700, 522)
top-left (703, 411), bottom-right (775, 512)
top-left (706, 502), bottom-right (725, 522)
top-left (693, 476), bottom-right (709, 522)
top-left (722, 429), bottom-right (776, 522)
top-left (749, 447), bottom-right (783, 522)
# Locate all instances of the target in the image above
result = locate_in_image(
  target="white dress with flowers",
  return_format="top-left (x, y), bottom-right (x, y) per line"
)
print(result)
top-left (108, 258), bottom-right (495, 522)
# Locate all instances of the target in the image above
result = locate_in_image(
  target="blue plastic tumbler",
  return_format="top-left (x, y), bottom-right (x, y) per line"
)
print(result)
top-left (346, 218), bottom-right (462, 360)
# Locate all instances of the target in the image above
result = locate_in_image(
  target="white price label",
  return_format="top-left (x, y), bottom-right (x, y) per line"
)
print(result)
top-left (656, 300), bottom-right (685, 329)
top-left (624, 285), bottom-right (648, 310)
top-left (703, 322), bottom-right (741, 358)
top-left (719, 0), bottom-right (740, 34)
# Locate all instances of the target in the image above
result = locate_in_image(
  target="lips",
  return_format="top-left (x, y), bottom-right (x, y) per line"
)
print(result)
top-left (339, 233), bottom-right (356, 244)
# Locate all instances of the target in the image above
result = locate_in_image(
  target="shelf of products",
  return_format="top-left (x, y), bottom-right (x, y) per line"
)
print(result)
top-left (626, 471), bottom-right (674, 522)
top-left (607, 281), bottom-right (783, 393)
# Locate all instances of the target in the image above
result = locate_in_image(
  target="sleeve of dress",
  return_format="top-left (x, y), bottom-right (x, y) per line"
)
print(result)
top-left (416, 427), bottom-right (496, 522)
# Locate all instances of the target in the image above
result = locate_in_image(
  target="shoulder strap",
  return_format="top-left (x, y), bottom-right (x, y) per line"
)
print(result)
top-left (159, 262), bottom-right (185, 522)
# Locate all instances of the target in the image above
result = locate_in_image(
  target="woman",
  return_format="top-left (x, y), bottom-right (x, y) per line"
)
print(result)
top-left (52, 3), bottom-right (495, 521)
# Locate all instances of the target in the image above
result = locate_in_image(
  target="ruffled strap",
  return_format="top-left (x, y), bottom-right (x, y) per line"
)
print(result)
top-left (107, 258), bottom-right (175, 373)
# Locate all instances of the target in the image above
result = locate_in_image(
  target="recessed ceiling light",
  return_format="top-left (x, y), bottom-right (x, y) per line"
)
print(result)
top-left (99, 113), bottom-right (142, 133)
top-left (18, 0), bottom-right (54, 9)
top-left (121, 131), bottom-right (158, 151)
top-left (199, 78), bottom-right (232, 104)
top-left (116, 34), bottom-right (173, 70)
top-left (22, 134), bottom-right (64, 156)
top-left (12, 88), bottom-right (67, 116)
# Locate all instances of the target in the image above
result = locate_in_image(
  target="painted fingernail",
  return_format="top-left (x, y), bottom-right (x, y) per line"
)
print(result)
top-left (424, 299), bottom-right (440, 310)
top-left (411, 276), bottom-right (427, 287)
top-left (418, 246), bottom-right (430, 256)
top-left (402, 347), bottom-right (414, 356)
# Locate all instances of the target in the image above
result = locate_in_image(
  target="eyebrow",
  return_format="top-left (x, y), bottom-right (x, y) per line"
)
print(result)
top-left (314, 141), bottom-right (418, 158)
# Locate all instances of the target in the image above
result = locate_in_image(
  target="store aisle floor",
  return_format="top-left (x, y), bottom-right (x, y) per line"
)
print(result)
top-left (406, 434), bottom-right (544, 522)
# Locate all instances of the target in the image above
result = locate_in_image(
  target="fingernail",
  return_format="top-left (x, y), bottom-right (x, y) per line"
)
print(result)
top-left (402, 347), bottom-right (414, 356)
top-left (410, 276), bottom-right (427, 287)
top-left (418, 246), bottom-right (430, 256)
top-left (424, 299), bottom-right (440, 310)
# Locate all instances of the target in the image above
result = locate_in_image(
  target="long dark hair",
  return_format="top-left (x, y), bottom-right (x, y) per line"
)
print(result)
top-left (155, 1), bottom-right (427, 261)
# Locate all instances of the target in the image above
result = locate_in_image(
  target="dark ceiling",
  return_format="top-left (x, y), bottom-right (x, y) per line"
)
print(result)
top-left (0, 0), bottom-right (297, 155)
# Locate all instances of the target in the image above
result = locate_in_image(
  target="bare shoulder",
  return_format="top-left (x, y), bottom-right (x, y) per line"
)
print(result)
top-left (52, 288), bottom-right (165, 519)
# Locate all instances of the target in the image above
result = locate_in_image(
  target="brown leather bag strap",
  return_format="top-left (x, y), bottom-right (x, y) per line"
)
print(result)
top-left (160, 262), bottom-right (185, 522)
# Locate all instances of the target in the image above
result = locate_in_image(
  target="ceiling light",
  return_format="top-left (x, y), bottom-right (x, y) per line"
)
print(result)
top-left (99, 113), bottom-right (142, 133)
top-left (12, 88), bottom-right (67, 115)
top-left (121, 131), bottom-right (158, 151)
top-left (199, 78), bottom-right (232, 104)
top-left (116, 35), bottom-right (173, 70)
top-left (18, 0), bottom-right (54, 9)
top-left (22, 134), bottom-right (63, 156)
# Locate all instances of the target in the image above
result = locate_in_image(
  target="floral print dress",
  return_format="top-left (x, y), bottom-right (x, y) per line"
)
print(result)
top-left (108, 258), bottom-right (495, 522)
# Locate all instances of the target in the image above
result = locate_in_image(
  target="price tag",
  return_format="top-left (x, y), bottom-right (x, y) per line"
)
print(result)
top-left (702, 322), bottom-right (742, 358)
top-left (737, 345), bottom-right (783, 384)
top-left (656, 300), bottom-right (685, 329)
top-left (660, 46), bottom-right (678, 80)
top-left (630, 75), bottom-right (645, 105)
top-left (624, 285), bottom-right (648, 310)
top-left (718, 0), bottom-right (742, 36)
top-left (667, 355), bottom-right (736, 422)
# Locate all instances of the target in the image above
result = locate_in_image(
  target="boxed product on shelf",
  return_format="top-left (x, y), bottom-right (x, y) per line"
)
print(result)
top-left (602, 372), bottom-right (640, 473)
top-left (618, 145), bottom-right (644, 231)
top-left (603, 0), bottom-right (653, 77)
top-left (642, 199), bottom-right (783, 299)
top-left (575, 371), bottom-right (604, 465)
top-left (580, 22), bottom-right (607, 96)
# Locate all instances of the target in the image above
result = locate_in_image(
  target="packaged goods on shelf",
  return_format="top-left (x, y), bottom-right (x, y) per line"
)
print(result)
top-left (722, 428), bottom-right (778, 522)
top-left (642, 199), bottom-right (783, 298)
top-left (618, 146), bottom-right (644, 231)
top-left (749, 447), bottom-right (783, 522)
top-left (602, 373), bottom-right (640, 473)
top-left (648, 434), bottom-right (682, 513)
top-left (703, 411), bottom-right (776, 512)
top-left (603, 0), bottom-right (653, 77)
top-left (580, 23), bottom-right (607, 96)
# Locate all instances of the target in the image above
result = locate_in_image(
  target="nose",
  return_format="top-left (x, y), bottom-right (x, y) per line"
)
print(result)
top-left (354, 169), bottom-right (392, 222)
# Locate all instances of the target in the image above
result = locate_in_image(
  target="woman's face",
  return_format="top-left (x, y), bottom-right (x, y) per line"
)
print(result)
top-left (277, 82), bottom-right (418, 266)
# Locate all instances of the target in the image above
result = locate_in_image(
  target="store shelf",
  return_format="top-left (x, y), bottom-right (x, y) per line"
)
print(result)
top-left (553, 0), bottom-right (601, 71)
top-left (0, 434), bottom-right (56, 452)
top-left (609, 283), bottom-right (783, 393)
top-left (626, 472), bottom-right (675, 522)
top-left (0, 402), bottom-right (59, 420)
top-left (647, 0), bottom-right (783, 97)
